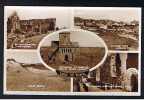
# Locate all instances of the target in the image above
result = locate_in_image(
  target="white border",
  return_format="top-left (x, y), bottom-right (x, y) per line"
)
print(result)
top-left (4, 6), bottom-right (141, 96)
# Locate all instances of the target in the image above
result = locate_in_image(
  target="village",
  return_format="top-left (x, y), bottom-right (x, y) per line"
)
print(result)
top-left (74, 17), bottom-right (139, 50)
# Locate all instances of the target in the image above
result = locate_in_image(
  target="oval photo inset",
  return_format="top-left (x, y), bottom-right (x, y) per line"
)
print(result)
top-left (38, 29), bottom-right (108, 75)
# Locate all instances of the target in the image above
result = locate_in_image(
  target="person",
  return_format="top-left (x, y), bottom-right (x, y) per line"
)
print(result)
top-left (82, 83), bottom-right (88, 92)
top-left (73, 78), bottom-right (80, 92)
top-left (81, 75), bottom-right (89, 92)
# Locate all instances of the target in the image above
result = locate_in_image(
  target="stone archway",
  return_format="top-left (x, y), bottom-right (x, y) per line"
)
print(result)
top-left (125, 68), bottom-right (138, 92)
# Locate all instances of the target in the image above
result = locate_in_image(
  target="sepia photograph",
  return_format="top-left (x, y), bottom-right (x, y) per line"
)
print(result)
top-left (0, 0), bottom-right (143, 98)
top-left (5, 6), bottom-right (73, 49)
top-left (3, 7), bottom-right (141, 96)
top-left (73, 52), bottom-right (139, 93)
top-left (74, 8), bottom-right (140, 51)
top-left (39, 29), bottom-right (107, 74)
top-left (5, 50), bottom-right (71, 92)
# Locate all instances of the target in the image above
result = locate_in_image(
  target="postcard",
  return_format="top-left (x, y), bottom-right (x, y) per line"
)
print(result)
top-left (4, 6), bottom-right (141, 96)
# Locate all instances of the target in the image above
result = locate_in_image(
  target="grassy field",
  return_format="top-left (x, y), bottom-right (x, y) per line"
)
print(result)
top-left (23, 34), bottom-right (47, 44)
top-left (98, 32), bottom-right (138, 50)
top-left (7, 70), bottom-right (70, 91)
top-left (7, 33), bottom-right (48, 49)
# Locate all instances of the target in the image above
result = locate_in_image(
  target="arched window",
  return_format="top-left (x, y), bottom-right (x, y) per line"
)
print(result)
top-left (126, 68), bottom-right (138, 92)
top-left (64, 48), bottom-right (65, 53)
top-left (63, 48), bottom-right (65, 53)
top-left (61, 48), bottom-right (63, 54)
top-left (116, 54), bottom-right (121, 75)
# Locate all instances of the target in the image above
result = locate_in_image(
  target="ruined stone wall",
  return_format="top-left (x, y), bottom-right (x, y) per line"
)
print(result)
top-left (58, 47), bottom-right (74, 63)
top-left (40, 47), bottom-right (58, 64)
top-left (7, 12), bottom-right (56, 35)
top-left (7, 13), bottom-right (20, 33)
top-left (19, 19), bottom-right (56, 34)
top-left (99, 54), bottom-right (122, 84)
top-left (59, 32), bottom-right (71, 46)
top-left (100, 55), bottom-right (112, 83)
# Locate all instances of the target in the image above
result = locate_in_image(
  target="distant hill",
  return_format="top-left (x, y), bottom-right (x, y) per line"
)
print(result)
top-left (7, 58), bottom-right (47, 70)
top-left (7, 58), bottom-right (57, 76)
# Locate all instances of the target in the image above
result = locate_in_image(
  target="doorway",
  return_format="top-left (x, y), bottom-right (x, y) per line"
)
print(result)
top-left (64, 54), bottom-right (69, 62)
top-left (131, 74), bottom-right (138, 92)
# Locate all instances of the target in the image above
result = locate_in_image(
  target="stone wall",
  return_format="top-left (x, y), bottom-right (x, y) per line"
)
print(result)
top-left (90, 53), bottom-right (138, 87)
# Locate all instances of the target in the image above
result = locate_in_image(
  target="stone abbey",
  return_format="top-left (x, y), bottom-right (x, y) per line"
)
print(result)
top-left (7, 11), bottom-right (56, 35)
top-left (40, 32), bottom-right (105, 69)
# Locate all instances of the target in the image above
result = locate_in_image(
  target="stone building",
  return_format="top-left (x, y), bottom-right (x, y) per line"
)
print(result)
top-left (7, 11), bottom-right (21, 33)
top-left (7, 12), bottom-right (56, 35)
top-left (40, 32), bottom-right (105, 70)
top-left (87, 53), bottom-right (138, 92)
top-left (40, 32), bottom-right (79, 66)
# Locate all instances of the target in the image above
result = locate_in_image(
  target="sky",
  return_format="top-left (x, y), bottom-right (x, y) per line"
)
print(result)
top-left (5, 7), bottom-right (140, 29)
top-left (41, 30), bottom-right (105, 47)
top-left (5, 6), bottom-right (73, 29)
top-left (7, 50), bottom-right (41, 64)
top-left (74, 8), bottom-right (140, 22)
